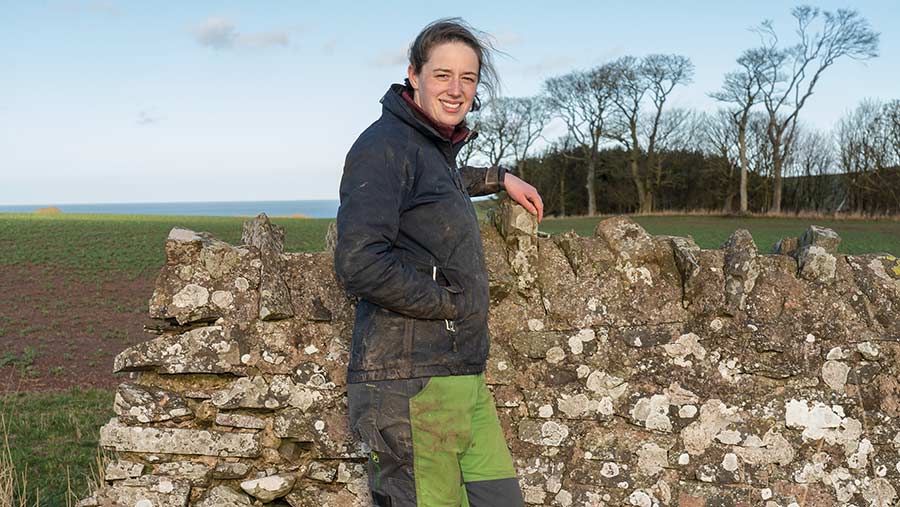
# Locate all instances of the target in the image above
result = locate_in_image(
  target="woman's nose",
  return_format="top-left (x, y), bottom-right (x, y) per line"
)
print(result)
top-left (447, 77), bottom-right (461, 96)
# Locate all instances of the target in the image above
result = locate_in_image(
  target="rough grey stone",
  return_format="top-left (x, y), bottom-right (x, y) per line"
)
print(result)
top-left (114, 382), bottom-right (192, 424)
top-left (324, 221), bottom-right (338, 254)
top-left (669, 236), bottom-right (701, 307)
top-left (210, 375), bottom-right (323, 411)
top-left (153, 461), bottom-right (212, 486)
top-left (104, 460), bottom-right (144, 481)
top-left (114, 325), bottom-right (242, 374)
top-left (799, 225), bottom-right (842, 254)
top-left (798, 245), bottom-right (837, 283)
top-left (196, 485), bottom-right (254, 507)
top-left (770, 236), bottom-right (799, 256)
top-left (594, 216), bottom-right (656, 264)
top-left (215, 412), bottom-right (267, 429)
top-left (100, 418), bottom-right (260, 457)
top-left (213, 461), bottom-right (251, 480)
top-left (240, 472), bottom-right (297, 502)
top-left (722, 229), bottom-right (759, 314)
top-left (94, 475), bottom-right (190, 507)
top-left (242, 213), bottom-right (294, 321)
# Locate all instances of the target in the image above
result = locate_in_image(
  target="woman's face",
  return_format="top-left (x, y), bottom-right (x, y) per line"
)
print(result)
top-left (407, 41), bottom-right (479, 128)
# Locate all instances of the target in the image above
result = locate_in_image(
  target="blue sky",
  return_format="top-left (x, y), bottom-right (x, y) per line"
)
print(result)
top-left (2, 0), bottom-right (898, 205)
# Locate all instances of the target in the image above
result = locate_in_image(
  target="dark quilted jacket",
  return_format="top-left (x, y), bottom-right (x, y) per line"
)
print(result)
top-left (335, 84), bottom-right (504, 383)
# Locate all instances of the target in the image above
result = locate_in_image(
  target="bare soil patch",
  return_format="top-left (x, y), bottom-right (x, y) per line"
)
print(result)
top-left (0, 263), bottom-right (154, 394)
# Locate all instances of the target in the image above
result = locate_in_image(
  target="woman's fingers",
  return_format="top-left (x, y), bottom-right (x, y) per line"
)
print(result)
top-left (505, 174), bottom-right (544, 223)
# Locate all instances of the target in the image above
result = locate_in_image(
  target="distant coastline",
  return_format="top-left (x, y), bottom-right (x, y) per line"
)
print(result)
top-left (0, 199), bottom-right (340, 218)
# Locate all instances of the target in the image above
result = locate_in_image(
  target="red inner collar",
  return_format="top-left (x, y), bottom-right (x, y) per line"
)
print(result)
top-left (401, 89), bottom-right (469, 144)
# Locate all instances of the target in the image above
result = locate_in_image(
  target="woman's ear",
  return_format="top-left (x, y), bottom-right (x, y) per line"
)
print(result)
top-left (407, 65), bottom-right (419, 90)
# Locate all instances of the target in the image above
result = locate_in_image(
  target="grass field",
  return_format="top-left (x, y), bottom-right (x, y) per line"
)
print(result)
top-left (0, 213), bottom-right (334, 282)
top-left (1, 211), bottom-right (898, 281)
top-left (1, 389), bottom-right (113, 506)
top-left (1, 209), bottom-right (899, 504)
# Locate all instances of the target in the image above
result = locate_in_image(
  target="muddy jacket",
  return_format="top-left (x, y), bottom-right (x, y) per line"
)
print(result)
top-left (335, 84), bottom-right (505, 383)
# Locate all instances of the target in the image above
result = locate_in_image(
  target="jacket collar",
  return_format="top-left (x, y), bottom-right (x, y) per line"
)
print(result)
top-left (381, 84), bottom-right (471, 146)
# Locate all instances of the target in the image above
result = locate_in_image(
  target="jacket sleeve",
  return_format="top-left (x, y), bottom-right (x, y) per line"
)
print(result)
top-left (458, 165), bottom-right (506, 197)
top-left (334, 140), bottom-right (459, 320)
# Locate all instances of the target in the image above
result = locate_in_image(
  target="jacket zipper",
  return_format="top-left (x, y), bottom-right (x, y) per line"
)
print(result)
top-left (433, 266), bottom-right (459, 352)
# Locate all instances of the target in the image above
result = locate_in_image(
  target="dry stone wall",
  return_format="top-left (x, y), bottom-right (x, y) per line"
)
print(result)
top-left (79, 204), bottom-right (900, 507)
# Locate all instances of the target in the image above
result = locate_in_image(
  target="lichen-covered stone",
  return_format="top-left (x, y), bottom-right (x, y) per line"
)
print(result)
top-left (100, 418), bottom-right (260, 457)
top-left (114, 325), bottom-right (243, 374)
top-left (105, 460), bottom-right (144, 481)
top-left (212, 461), bottom-right (251, 479)
top-left (242, 214), bottom-right (294, 321)
top-left (215, 412), bottom-right (267, 429)
top-left (153, 461), bottom-right (212, 486)
top-left (240, 472), bottom-right (296, 502)
top-left (771, 236), bottom-right (799, 256)
top-left (149, 227), bottom-right (258, 325)
top-left (492, 199), bottom-right (540, 294)
top-left (799, 225), bottom-right (842, 254)
top-left (798, 245), bottom-right (837, 282)
top-left (196, 485), bottom-right (254, 507)
top-left (722, 229), bottom-right (759, 315)
top-left (594, 216), bottom-right (657, 264)
top-left (94, 475), bottom-right (190, 507)
top-left (114, 382), bottom-right (192, 424)
top-left (210, 375), bottom-right (323, 411)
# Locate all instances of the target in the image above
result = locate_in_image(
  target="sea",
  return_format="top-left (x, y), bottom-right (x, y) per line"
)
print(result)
top-left (0, 200), bottom-right (341, 218)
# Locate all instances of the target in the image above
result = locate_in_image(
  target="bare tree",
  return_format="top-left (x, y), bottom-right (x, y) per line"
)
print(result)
top-left (458, 112), bottom-right (484, 167)
top-left (476, 97), bottom-right (520, 167)
top-left (507, 96), bottom-right (552, 181)
top-left (710, 48), bottom-right (767, 213)
top-left (784, 125), bottom-right (835, 211)
top-left (608, 54), bottom-right (694, 213)
top-left (701, 109), bottom-right (741, 211)
top-left (544, 66), bottom-right (616, 216)
top-left (755, 5), bottom-right (880, 213)
top-left (837, 99), bottom-right (900, 213)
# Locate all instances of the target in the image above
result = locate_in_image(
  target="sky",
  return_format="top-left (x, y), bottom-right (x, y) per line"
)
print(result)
top-left (2, 0), bottom-right (898, 205)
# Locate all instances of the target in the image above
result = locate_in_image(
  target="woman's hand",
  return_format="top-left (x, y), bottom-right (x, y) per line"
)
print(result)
top-left (504, 173), bottom-right (544, 223)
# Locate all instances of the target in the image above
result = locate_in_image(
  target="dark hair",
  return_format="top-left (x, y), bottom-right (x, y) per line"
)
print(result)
top-left (405, 17), bottom-right (500, 112)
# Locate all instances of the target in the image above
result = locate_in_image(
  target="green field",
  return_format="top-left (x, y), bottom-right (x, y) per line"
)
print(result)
top-left (1, 211), bottom-right (897, 281)
top-left (1, 210), bottom-right (899, 504)
top-left (1, 389), bottom-right (113, 506)
top-left (0, 213), bottom-right (334, 282)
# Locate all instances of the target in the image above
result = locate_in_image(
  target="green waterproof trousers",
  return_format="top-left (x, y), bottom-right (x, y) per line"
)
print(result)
top-left (347, 373), bottom-right (524, 506)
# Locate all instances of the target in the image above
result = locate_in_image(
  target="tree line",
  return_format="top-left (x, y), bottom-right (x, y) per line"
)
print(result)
top-left (463, 5), bottom-right (897, 216)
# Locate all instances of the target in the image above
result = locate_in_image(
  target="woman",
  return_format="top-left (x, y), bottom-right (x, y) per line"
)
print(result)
top-left (335, 18), bottom-right (542, 507)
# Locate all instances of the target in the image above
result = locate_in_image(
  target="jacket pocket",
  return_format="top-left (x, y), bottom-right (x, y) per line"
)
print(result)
top-left (359, 305), bottom-right (413, 372)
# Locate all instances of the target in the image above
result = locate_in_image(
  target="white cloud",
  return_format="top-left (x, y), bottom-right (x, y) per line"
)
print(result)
top-left (136, 111), bottom-right (159, 126)
top-left (194, 17), bottom-right (239, 50)
top-left (321, 38), bottom-right (338, 55)
top-left (192, 17), bottom-right (290, 51)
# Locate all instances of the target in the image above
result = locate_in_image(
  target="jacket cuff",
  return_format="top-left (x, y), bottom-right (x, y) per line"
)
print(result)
top-left (484, 166), bottom-right (507, 193)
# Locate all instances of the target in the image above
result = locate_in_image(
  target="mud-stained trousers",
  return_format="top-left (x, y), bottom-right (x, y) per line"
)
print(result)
top-left (347, 373), bottom-right (525, 507)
